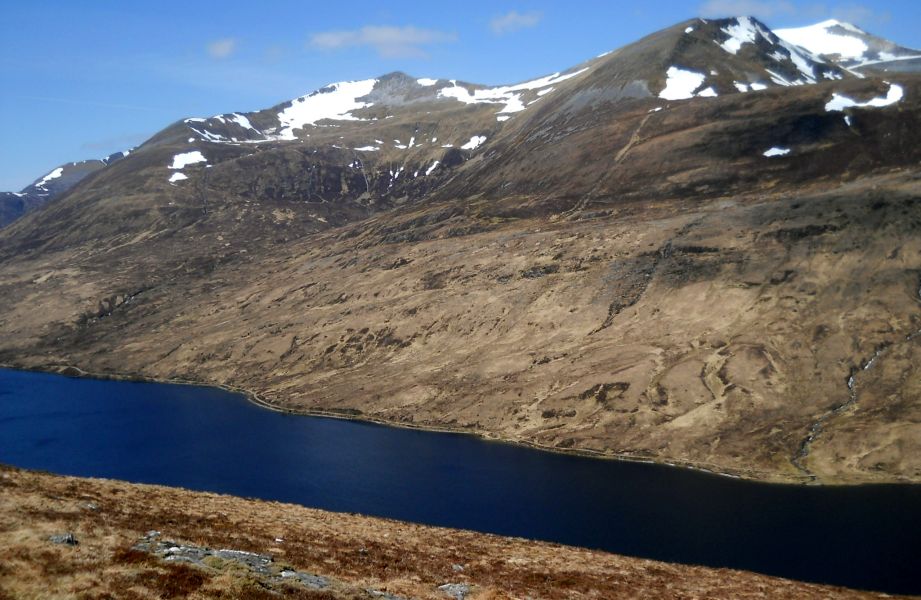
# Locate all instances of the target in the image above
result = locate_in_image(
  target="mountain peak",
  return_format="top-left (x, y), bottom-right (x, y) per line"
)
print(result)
top-left (775, 19), bottom-right (921, 71)
top-left (813, 19), bottom-right (866, 33)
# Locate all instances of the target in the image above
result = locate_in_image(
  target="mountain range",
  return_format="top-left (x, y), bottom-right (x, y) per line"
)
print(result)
top-left (1, 16), bottom-right (919, 484)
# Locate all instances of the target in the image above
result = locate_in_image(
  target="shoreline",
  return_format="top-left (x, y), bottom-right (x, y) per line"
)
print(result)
top-left (0, 360), bottom-right (869, 487)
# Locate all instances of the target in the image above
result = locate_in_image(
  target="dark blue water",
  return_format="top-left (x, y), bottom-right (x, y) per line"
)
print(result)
top-left (1, 368), bottom-right (919, 594)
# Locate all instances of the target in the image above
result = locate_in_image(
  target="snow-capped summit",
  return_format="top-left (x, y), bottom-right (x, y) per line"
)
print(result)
top-left (775, 19), bottom-right (921, 72)
top-left (635, 16), bottom-right (848, 102)
top-left (708, 16), bottom-right (844, 84)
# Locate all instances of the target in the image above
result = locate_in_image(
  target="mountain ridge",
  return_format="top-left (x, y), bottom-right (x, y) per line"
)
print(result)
top-left (1, 15), bottom-right (909, 230)
top-left (0, 17), bottom-right (876, 221)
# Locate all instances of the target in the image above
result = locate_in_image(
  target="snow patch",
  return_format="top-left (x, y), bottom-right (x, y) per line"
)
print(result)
top-left (185, 124), bottom-right (230, 143)
top-left (168, 172), bottom-right (188, 183)
top-left (353, 146), bottom-right (380, 151)
top-left (659, 67), bottom-right (705, 100)
top-left (500, 95), bottom-right (526, 113)
top-left (36, 167), bottom-right (63, 188)
top-left (763, 146), bottom-right (791, 157)
top-left (780, 42), bottom-right (819, 82)
top-left (461, 135), bottom-right (486, 150)
top-left (825, 83), bottom-right (903, 112)
top-left (719, 17), bottom-right (771, 55)
top-left (766, 69), bottom-right (795, 87)
top-left (438, 68), bottom-right (588, 115)
top-left (417, 78), bottom-right (438, 86)
top-left (696, 86), bottom-right (718, 97)
top-left (228, 113), bottom-right (259, 131)
top-left (169, 151), bottom-right (207, 169)
top-left (425, 161), bottom-right (440, 176)
top-left (275, 79), bottom-right (377, 140)
top-left (733, 82), bottom-right (769, 93)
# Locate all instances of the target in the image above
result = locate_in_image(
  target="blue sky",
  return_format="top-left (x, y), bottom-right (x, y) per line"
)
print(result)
top-left (1, 0), bottom-right (919, 191)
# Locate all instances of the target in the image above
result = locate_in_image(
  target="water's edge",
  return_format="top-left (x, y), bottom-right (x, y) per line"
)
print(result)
top-left (0, 360), bottom-right (835, 486)
top-left (5, 363), bottom-right (921, 595)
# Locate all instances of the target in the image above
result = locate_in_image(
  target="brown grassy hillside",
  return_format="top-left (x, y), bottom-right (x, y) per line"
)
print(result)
top-left (0, 465), bottom-right (902, 599)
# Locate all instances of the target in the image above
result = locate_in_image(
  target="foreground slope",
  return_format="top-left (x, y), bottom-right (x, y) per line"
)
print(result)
top-left (0, 465), bottom-right (903, 599)
top-left (0, 18), bottom-right (920, 484)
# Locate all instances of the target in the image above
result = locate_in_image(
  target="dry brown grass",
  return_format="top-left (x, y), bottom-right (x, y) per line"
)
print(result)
top-left (0, 464), bottom-right (902, 599)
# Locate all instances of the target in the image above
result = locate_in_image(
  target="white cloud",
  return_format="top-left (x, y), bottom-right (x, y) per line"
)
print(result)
top-left (309, 25), bottom-right (456, 59)
top-left (207, 38), bottom-right (237, 59)
top-left (490, 10), bottom-right (543, 35)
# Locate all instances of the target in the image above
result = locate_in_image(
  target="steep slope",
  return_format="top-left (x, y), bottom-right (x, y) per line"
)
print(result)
top-left (776, 19), bottom-right (921, 74)
top-left (0, 151), bottom-right (129, 228)
top-left (0, 17), bottom-right (919, 484)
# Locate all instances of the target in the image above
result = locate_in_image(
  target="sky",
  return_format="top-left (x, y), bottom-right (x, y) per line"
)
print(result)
top-left (1, 0), bottom-right (919, 191)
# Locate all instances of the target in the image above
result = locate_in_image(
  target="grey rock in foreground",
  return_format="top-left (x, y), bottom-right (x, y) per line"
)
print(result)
top-left (132, 531), bottom-right (409, 598)
top-left (438, 582), bottom-right (471, 600)
top-left (48, 533), bottom-right (78, 546)
top-left (132, 532), bottom-right (328, 589)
